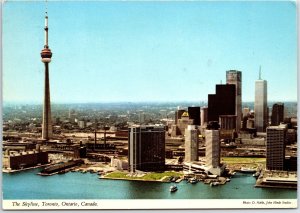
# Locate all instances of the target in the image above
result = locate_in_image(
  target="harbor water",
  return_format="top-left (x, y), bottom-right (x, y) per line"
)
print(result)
top-left (2, 169), bottom-right (297, 199)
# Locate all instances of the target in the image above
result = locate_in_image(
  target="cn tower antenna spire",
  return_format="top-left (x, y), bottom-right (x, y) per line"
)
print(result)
top-left (44, 0), bottom-right (49, 49)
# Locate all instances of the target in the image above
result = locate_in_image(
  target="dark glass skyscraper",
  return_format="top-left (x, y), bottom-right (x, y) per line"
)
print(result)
top-left (188, 106), bottom-right (201, 126)
top-left (266, 125), bottom-right (287, 170)
top-left (128, 125), bottom-right (165, 172)
top-left (271, 103), bottom-right (284, 126)
top-left (208, 84), bottom-right (236, 122)
top-left (226, 70), bottom-right (242, 131)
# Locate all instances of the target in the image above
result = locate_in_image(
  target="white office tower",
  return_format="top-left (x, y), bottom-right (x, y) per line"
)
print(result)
top-left (185, 125), bottom-right (199, 162)
top-left (254, 69), bottom-right (268, 132)
top-left (205, 129), bottom-right (222, 176)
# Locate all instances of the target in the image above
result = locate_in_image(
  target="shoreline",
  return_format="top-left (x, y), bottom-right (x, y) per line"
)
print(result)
top-left (99, 176), bottom-right (172, 182)
top-left (2, 164), bottom-right (51, 174)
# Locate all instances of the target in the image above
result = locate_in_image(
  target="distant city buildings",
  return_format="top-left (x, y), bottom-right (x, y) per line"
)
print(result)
top-left (78, 120), bottom-right (86, 129)
top-left (226, 70), bottom-right (242, 131)
top-left (138, 111), bottom-right (145, 124)
top-left (175, 109), bottom-right (186, 125)
top-left (266, 124), bottom-right (287, 170)
top-left (271, 103), bottom-right (284, 126)
top-left (68, 109), bottom-right (76, 123)
top-left (128, 125), bottom-right (165, 172)
top-left (254, 70), bottom-right (268, 132)
top-left (184, 125), bottom-right (199, 162)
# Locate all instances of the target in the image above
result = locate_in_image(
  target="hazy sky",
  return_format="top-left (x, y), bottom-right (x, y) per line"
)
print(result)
top-left (2, 0), bottom-right (297, 103)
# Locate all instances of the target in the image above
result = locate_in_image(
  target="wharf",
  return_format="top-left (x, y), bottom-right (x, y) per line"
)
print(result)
top-left (255, 171), bottom-right (297, 189)
top-left (38, 159), bottom-right (84, 175)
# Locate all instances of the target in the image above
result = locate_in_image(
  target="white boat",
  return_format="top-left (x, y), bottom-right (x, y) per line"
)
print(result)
top-left (189, 178), bottom-right (197, 184)
top-left (229, 171), bottom-right (236, 177)
top-left (240, 167), bottom-right (256, 173)
top-left (210, 182), bottom-right (220, 186)
top-left (170, 185), bottom-right (178, 192)
top-left (253, 171), bottom-right (260, 178)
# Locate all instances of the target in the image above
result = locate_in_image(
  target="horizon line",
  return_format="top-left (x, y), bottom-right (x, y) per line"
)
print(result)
top-left (2, 100), bottom-right (298, 105)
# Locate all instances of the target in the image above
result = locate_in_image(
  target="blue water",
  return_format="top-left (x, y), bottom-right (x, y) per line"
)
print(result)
top-left (2, 169), bottom-right (297, 199)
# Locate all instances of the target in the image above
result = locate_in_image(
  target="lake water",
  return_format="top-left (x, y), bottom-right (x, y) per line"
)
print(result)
top-left (2, 168), bottom-right (297, 199)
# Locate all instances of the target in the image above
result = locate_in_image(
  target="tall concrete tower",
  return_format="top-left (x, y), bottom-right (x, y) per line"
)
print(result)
top-left (226, 70), bottom-right (242, 132)
top-left (41, 9), bottom-right (53, 140)
top-left (184, 125), bottom-right (199, 162)
top-left (205, 122), bottom-right (222, 176)
top-left (254, 68), bottom-right (268, 132)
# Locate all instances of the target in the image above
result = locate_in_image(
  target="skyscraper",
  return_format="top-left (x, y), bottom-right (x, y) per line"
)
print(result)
top-left (219, 115), bottom-right (237, 140)
top-left (205, 122), bottom-right (222, 176)
top-left (41, 10), bottom-right (53, 140)
top-left (207, 84), bottom-right (236, 122)
top-left (254, 69), bottom-right (268, 132)
top-left (200, 107), bottom-right (208, 126)
top-left (128, 125), bottom-right (165, 172)
top-left (138, 110), bottom-right (145, 123)
top-left (185, 125), bottom-right (199, 162)
top-left (226, 70), bottom-right (242, 131)
top-left (271, 103), bottom-right (284, 126)
top-left (266, 125), bottom-right (287, 170)
top-left (188, 107), bottom-right (201, 126)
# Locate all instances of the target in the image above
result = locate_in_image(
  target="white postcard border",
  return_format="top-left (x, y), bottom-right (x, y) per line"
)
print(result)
top-left (2, 199), bottom-right (298, 210)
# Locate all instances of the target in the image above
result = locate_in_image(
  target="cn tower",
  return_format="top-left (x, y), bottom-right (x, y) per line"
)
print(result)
top-left (41, 10), bottom-right (53, 140)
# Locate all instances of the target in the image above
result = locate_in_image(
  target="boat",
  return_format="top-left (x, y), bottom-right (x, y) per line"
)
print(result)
top-left (226, 178), bottom-right (231, 182)
top-left (240, 167), bottom-right (256, 173)
top-left (170, 185), bottom-right (178, 192)
top-left (189, 178), bottom-right (197, 184)
top-left (253, 171), bottom-right (260, 178)
top-left (210, 182), bottom-right (220, 186)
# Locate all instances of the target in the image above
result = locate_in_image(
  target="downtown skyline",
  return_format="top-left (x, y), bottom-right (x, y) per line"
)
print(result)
top-left (2, 0), bottom-right (297, 103)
